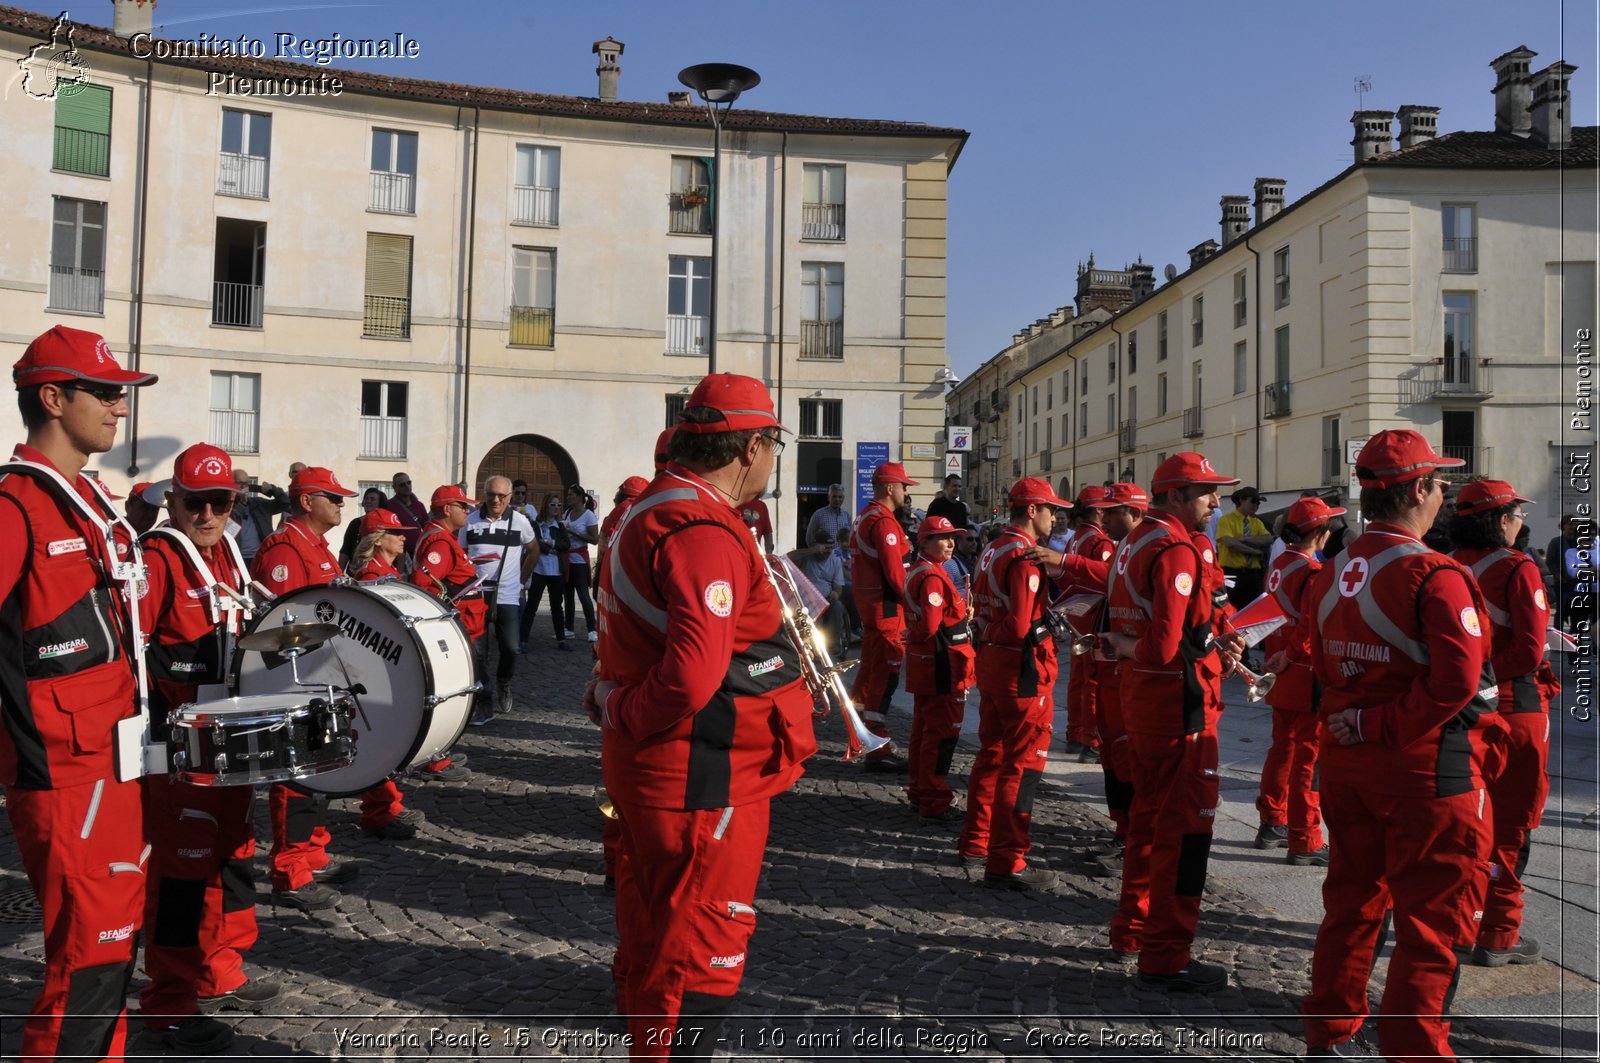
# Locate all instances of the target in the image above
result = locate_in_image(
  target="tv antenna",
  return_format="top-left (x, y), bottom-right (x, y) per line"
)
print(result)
top-left (1354, 76), bottom-right (1372, 110)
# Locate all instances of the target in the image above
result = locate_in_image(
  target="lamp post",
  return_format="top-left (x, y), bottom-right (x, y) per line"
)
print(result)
top-left (678, 62), bottom-right (760, 375)
top-left (984, 437), bottom-right (1003, 520)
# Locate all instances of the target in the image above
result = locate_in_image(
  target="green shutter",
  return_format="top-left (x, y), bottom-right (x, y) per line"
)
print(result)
top-left (54, 84), bottom-right (110, 176)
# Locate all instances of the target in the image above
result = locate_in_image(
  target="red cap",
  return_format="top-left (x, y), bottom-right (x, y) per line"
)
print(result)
top-left (13, 326), bottom-right (158, 389)
top-left (872, 462), bottom-right (920, 486)
top-left (360, 508), bottom-right (407, 535)
top-left (1075, 484), bottom-right (1111, 508)
top-left (1284, 496), bottom-right (1347, 532)
top-left (130, 481), bottom-right (154, 499)
top-left (289, 467), bottom-right (356, 497)
top-left (171, 443), bottom-right (234, 493)
top-left (1454, 479), bottom-right (1533, 516)
top-left (618, 475), bottom-right (650, 499)
top-left (917, 515), bottom-right (971, 542)
top-left (430, 484), bottom-right (477, 508)
top-left (1354, 430), bottom-right (1464, 488)
top-left (1107, 482), bottom-right (1151, 509)
top-left (1008, 477), bottom-right (1070, 508)
top-left (1150, 452), bottom-right (1240, 493)
top-left (676, 373), bottom-right (787, 435)
top-left (654, 427), bottom-right (676, 470)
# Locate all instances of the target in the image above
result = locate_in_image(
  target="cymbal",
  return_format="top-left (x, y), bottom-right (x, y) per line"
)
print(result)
top-left (238, 622), bottom-right (342, 654)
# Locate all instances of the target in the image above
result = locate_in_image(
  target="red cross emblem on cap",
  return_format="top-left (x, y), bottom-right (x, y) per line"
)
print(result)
top-left (1338, 557), bottom-right (1369, 598)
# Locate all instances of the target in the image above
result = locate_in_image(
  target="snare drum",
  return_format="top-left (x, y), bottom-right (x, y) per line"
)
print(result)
top-left (169, 693), bottom-right (355, 787)
top-left (235, 581), bottom-right (478, 796)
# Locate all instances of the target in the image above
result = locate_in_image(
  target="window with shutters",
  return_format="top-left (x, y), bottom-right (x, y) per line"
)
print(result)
top-left (1274, 247), bottom-right (1291, 307)
top-left (49, 197), bottom-right (106, 314)
top-left (1192, 294), bottom-right (1205, 346)
top-left (801, 164), bottom-right (845, 240)
top-left (513, 145), bottom-right (560, 226)
top-left (370, 128), bottom-right (418, 214)
top-left (510, 247), bottom-right (555, 347)
top-left (218, 109), bottom-right (271, 198)
top-left (1233, 341), bottom-right (1248, 395)
top-left (364, 233), bottom-right (412, 338)
top-left (1233, 270), bottom-right (1248, 328)
top-left (1157, 373), bottom-right (1168, 416)
top-left (800, 262), bottom-right (844, 358)
top-left (54, 83), bottom-right (111, 177)
top-left (360, 381), bottom-right (408, 459)
top-left (799, 397), bottom-right (843, 439)
top-left (1128, 331), bottom-right (1138, 374)
top-left (209, 371), bottom-right (259, 454)
top-left (1157, 310), bottom-right (1169, 360)
top-left (669, 156), bottom-right (712, 235)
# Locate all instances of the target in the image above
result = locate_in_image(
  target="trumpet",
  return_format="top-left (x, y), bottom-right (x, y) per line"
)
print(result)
top-left (1233, 658), bottom-right (1277, 702)
top-left (763, 553), bottom-right (890, 762)
top-left (594, 785), bottom-right (617, 820)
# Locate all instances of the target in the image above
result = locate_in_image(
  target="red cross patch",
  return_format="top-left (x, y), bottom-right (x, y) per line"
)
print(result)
top-left (1337, 557), bottom-right (1369, 598)
top-left (1267, 569), bottom-right (1282, 593)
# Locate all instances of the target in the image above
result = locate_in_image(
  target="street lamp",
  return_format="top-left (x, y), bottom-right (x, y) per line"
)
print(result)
top-left (678, 62), bottom-right (761, 374)
top-left (984, 437), bottom-right (1003, 520)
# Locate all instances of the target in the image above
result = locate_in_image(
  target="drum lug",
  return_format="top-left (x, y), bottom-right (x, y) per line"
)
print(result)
top-left (213, 753), bottom-right (228, 774)
top-left (172, 750), bottom-right (187, 773)
top-left (398, 615), bottom-right (418, 629)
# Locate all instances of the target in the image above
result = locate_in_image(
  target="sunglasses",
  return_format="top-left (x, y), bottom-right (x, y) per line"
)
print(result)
top-left (63, 383), bottom-right (127, 406)
top-left (318, 493), bottom-right (346, 505)
top-left (182, 494), bottom-right (236, 515)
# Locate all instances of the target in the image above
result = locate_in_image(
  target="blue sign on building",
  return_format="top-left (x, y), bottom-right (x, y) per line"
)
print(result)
top-left (855, 442), bottom-right (890, 516)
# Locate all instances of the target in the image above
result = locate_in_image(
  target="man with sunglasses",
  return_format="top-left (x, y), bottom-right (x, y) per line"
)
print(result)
top-left (137, 444), bottom-right (278, 1053)
top-left (463, 475), bottom-right (536, 723)
top-left (1, 325), bottom-right (158, 1060)
top-left (1302, 430), bottom-right (1508, 1062)
top-left (251, 466), bottom-right (357, 913)
top-left (385, 471), bottom-right (428, 553)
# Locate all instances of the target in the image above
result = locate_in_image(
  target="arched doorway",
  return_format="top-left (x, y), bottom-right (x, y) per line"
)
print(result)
top-left (474, 435), bottom-right (577, 508)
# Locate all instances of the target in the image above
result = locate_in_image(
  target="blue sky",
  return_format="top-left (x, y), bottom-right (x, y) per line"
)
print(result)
top-left (22, 0), bottom-right (1598, 374)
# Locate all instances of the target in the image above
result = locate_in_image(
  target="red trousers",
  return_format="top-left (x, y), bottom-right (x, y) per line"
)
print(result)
top-left (1255, 710), bottom-right (1325, 852)
top-left (907, 689), bottom-right (968, 815)
top-left (850, 625), bottom-right (904, 757)
top-left (1478, 712), bottom-right (1551, 950)
top-left (612, 800), bottom-right (770, 1061)
top-left (268, 784), bottom-right (330, 891)
top-left (1092, 660), bottom-right (1132, 839)
top-left (957, 687), bottom-right (1053, 874)
top-left (7, 778), bottom-right (146, 1063)
top-left (1064, 653), bottom-right (1100, 748)
top-left (1304, 782), bottom-right (1490, 1062)
top-left (358, 780), bottom-right (406, 830)
top-left (1111, 729), bottom-right (1219, 974)
top-left (140, 775), bottom-right (258, 1023)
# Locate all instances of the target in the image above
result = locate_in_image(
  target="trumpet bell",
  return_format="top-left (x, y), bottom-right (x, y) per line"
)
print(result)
top-left (1070, 634), bottom-right (1096, 656)
top-left (1241, 669), bottom-right (1277, 703)
top-left (594, 786), bottom-right (617, 819)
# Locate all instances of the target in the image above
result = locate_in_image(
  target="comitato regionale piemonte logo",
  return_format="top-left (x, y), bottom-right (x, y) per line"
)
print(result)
top-left (12, 12), bottom-right (92, 101)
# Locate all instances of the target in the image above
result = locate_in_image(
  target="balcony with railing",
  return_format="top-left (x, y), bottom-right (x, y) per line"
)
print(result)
top-left (1401, 359), bottom-right (1494, 403)
top-left (1118, 418), bottom-right (1137, 453)
top-left (360, 415), bottom-right (408, 460)
top-left (509, 305), bottom-right (554, 347)
top-left (800, 319), bottom-right (843, 360)
top-left (1183, 405), bottom-right (1203, 438)
top-left (209, 408), bottom-right (258, 454)
top-left (212, 281), bottom-right (263, 328)
top-left (668, 190), bottom-right (711, 235)
top-left (369, 170), bottom-right (416, 214)
top-left (1439, 445), bottom-right (1492, 479)
top-left (217, 152), bottom-right (268, 198)
top-left (54, 127), bottom-right (109, 176)
top-left (801, 202), bottom-right (845, 241)
top-left (363, 295), bottom-right (411, 339)
top-left (48, 265), bottom-right (104, 314)
top-left (512, 184), bottom-right (558, 226)
top-left (1442, 237), bottom-right (1477, 274)
top-left (1264, 381), bottom-right (1292, 419)
top-left (666, 313), bottom-right (708, 354)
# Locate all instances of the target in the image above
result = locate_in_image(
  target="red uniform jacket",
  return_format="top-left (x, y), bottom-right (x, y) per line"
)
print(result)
top-left (138, 529), bottom-right (250, 731)
top-left (904, 555), bottom-right (974, 695)
top-left (1106, 509), bottom-right (1221, 737)
top-left (354, 555), bottom-right (402, 582)
top-left (973, 525), bottom-right (1057, 698)
top-left (597, 466), bottom-right (817, 810)
top-left (411, 521), bottom-right (487, 640)
top-left (851, 500), bottom-right (909, 626)
top-left (1309, 523), bottom-right (1507, 797)
top-left (0, 446), bottom-right (142, 789)
top-left (1063, 525), bottom-right (1115, 635)
top-left (1455, 546), bottom-right (1554, 714)
top-left (251, 518), bottom-right (340, 595)
top-left (1263, 547), bottom-right (1322, 712)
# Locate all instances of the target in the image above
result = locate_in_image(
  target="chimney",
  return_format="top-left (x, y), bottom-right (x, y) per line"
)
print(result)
top-left (1529, 62), bottom-right (1577, 149)
top-left (1188, 239), bottom-right (1220, 270)
top-left (1351, 109), bottom-right (1395, 163)
top-left (1490, 45), bottom-right (1536, 135)
top-left (1396, 105), bottom-right (1440, 149)
top-left (592, 36), bottom-right (624, 100)
top-left (667, 91), bottom-right (692, 106)
top-left (111, 0), bottom-right (155, 37)
top-left (1130, 261), bottom-right (1155, 302)
top-left (1220, 195), bottom-right (1250, 245)
top-left (1253, 177), bottom-right (1286, 226)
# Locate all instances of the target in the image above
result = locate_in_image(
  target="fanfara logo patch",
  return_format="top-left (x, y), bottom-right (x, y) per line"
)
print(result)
top-left (270, 564), bottom-right (289, 583)
top-left (1202, 548), bottom-right (1215, 565)
top-left (97, 921), bottom-right (136, 945)
top-left (1174, 572), bottom-right (1194, 597)
top-left (1460, 607), bottom-right (1483, 638)
top-left (747, 655), bottom-right (784, 678)
top-left (47, 537), bottom-right (87, 556)
top-left (885, 532), bottom-right (898, 546)
top-left (1027, 573), bottom-right (1040, 593)
top-left (927, 590), bottom-right (944, 607)
top-left (1535, 588), bottom-right (1547, 611)
top-left (426, 551), bottom-right (442, 566)
top-left (704, 580), bottom-right (734, 617)
top-left (39, 637), bottom-right (90, 660)
top-left (708, 951), bottom-right (746, 970)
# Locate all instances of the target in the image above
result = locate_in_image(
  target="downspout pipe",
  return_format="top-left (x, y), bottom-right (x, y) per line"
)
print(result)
top-left (126, 52), bottom-right (154, 476)
top-left (1109, 321), bottom-right (1123, 482)
top-left (1245, 233), bottom-right (1264, 487)
top-left (775, 130), bottom-right (787, 544)
top-left (459, 105), bottom-right (481, 486)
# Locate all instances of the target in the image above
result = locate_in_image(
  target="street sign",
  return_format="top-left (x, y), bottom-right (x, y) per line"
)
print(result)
top-left (948, 427), bottom-right (973, 452)
top-left (855, 441), bottom-right (889, 514)
top-left (1345, 437), bottom-right (1369, 466)
top-left (945, 452), bottom-right (965, 478)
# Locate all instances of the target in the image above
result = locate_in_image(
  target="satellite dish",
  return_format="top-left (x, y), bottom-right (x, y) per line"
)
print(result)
top-left (1163, 263), bottom-right (1178, 282)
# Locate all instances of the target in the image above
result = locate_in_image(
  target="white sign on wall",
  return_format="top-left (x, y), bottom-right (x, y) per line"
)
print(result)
top-left (945, 452), bottom-right (965, 477)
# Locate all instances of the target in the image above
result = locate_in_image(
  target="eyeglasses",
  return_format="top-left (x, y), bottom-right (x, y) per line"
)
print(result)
top-left (485, 492), bottom-right (509, 500)
top-left (761, 433), bottom-right (786, 456)
top-left (62, 383), bottom-right (127, 407)
top-left (1510, 510), bottom-right (1527, 521)
top-left (181, 494), bottom-right (236, 515)
top-left (318, 493), bottom-right (346, 506)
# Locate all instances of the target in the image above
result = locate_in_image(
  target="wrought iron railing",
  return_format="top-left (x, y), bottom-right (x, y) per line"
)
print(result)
top-left (217, 152), bottom-right (268, 198)
top-left (360, 416), bottom-right (407, 459)
top-left (48, 265), bottom-right (104, 314)
top-left (1183, 405), bottom-right (1204, 438)
top-left (666, 313), bottom-right (708, 354)
top-left (1264, 381), bottom-right (1292, 419)
top-left (209, 408), bottom-right (258, 454)
top-left (509, 305), bottom-right (554, 347)
top-left (1442, 237), bottom-right (1477, 274)
top-left (363, 294), bottom-right (411, 338)
top-left (800, 319), bottom-right (843, 360)
top-left (668, 190), bottom-right (711, 234)
top-left (512, 184), bottom-right (558, 226)
top-left (369, 170), bottom-right (416, 214)
top-left (212, 281), bottom-right (263, 328)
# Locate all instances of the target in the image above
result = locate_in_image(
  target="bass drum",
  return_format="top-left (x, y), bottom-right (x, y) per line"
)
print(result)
top-left (235, 580), bottom-right (477, 796)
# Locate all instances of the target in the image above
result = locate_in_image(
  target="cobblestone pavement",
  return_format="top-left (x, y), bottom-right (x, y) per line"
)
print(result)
top-left (0, 631), bottom-right (1591, 1060)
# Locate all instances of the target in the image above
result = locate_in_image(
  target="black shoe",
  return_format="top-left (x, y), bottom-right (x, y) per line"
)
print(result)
top-left (1089, 851), bottom-right (1123, 878)
top-left (361, 807), bottom-right (425, 840)
top-left (862, 753), bottom-right (908, 774)
top-left (983, 865), bottom-right (1058, 892)
top-left (154, 1015), bottom-right (235, 1054)
top-left (954, 853), bottom-right (985, 870)
top-left (415, 762), bottom-right (471, 783)
top-left (272, 882), bottom-right (338, 912)
top-left (1077, 746), bottom-right (1101, 764)
top-left (1137, 960), bottom-right (1228, 992)
top-left (1471, 936), bottom-right (1540, 967)
top-left (469, 707), bottom-right (495, 727)
top-left (1288, 845), bottom-right (1330, 867)
top-left (1108, 946), bottom-right (1140, 965)
top-left (312, 857), bottom-right (360, 885)
top-left (199, 978), bottom-right (282, 1013)
top-left (1254, 824), bottom-right (1289, 850)
top-left (1064, 741), bottom-right (1090, 756)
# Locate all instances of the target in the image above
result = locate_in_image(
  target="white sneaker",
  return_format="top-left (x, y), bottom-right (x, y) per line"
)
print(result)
top-left (587, 631), bottom-right (598, 642)
top-left (564, 629), bottom-right (575, 639)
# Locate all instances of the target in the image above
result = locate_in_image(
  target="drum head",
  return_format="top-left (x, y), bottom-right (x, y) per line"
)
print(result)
top-left (235, 582), bottom-right (473, 796)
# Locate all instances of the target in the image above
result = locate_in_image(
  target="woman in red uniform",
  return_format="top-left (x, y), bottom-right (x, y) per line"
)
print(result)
top-left (903, 516), bottom-right (975, 821)
top-left (1450, 479), bottom-right (1558, 967)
